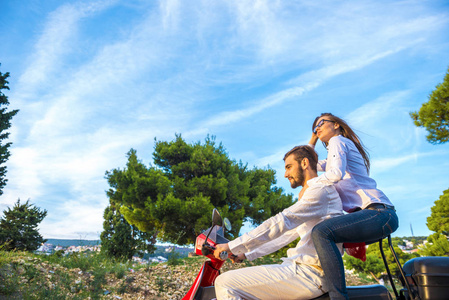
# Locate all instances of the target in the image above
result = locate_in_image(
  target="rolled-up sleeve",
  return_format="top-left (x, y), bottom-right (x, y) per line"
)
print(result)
top-left (317, 159), bottom-right (327, 172)
top-left (318, 137), bottom-right (347, 183)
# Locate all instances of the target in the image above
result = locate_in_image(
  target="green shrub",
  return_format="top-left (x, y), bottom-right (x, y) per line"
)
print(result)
top-left (167, 251), bottom-right (182, 266)
top-left (0, 263), bottom-right (20, 296)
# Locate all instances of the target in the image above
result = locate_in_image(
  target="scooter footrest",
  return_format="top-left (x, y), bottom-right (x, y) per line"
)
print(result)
top-left (196, 286), bottom-right (216, 300)
top-left (310, 284), bottom-right (392, 300)
top-left (347, 284), bottom-right (392, 299)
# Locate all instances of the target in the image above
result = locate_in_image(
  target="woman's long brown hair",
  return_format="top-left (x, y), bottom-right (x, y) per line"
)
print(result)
top-left (312, 113), bottom-right (370, 173)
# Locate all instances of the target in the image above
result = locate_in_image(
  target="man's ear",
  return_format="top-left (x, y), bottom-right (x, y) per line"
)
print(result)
top-left (301, 157), bottom-right (309, 170)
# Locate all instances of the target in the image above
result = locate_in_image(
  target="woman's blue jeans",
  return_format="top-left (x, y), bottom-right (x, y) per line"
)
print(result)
top-left (311, 206), bottom-right (399, 300)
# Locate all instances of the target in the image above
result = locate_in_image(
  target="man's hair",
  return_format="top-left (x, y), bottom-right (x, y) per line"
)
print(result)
top-left (283, 145), bottom-right (318, 173)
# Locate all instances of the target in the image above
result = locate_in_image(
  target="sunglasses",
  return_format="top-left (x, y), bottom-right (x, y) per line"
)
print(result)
top-left (313, 119), bottom-right (335, 134)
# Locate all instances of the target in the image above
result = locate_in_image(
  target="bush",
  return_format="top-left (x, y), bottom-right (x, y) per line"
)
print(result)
top-left (167, 251), bottom-right (182, 266)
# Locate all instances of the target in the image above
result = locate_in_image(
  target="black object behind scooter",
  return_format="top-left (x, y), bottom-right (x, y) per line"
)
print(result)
top-left (314, 235), bottom-right (449, 300)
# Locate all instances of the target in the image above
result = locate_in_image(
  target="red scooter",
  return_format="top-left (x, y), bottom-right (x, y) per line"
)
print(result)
top-left (183, 208), bottom-right (231, 300)
top-left (183, 208), bottom-right (449, 300)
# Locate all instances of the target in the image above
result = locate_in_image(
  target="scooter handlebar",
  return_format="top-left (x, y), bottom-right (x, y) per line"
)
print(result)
top-left (219, 250), bottom-right (239, 262)
top-left (202, 242), bottom-right (237, 261)
top-left (219, 250), bottom-right (228, 260)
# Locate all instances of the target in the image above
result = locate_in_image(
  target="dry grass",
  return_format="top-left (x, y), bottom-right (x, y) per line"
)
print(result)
top-left (0, 251), bottom-right (380, 299)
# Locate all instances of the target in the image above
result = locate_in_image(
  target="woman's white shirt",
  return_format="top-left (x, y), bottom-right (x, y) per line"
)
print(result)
top-left (314, 135), bottom-right (393, 212)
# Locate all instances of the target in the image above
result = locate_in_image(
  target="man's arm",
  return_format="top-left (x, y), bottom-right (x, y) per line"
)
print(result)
top-left (243, 227), bottom-right (300, 261)
top-left (227, 183), bottom-right (333, 256)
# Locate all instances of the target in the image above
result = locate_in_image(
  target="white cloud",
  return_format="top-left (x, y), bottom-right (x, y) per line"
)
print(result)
top-left (2, 0), bottom-right (448, 239)
top-left (17, 0), bottom-right (119, 98)
top-left (192, 49), bottom-right (408, 136)
top-left (40, 199), bottom-right (107, 239)
top-left (371, 153), bottom-right (420, 174)
top-left (190, 86), bottom-right (308, 136)
top-left (346, 91), bottom-right (409, 126)
top-left (160, 0), bottom-right (181, 31)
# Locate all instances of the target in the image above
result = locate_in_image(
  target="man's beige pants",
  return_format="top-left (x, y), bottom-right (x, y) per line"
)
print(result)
top-left (215, 261), bottom-right (327, 300)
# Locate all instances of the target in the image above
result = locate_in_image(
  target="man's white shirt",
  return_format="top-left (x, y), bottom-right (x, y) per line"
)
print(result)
top-left (228, 176), bottom-right (344, 267)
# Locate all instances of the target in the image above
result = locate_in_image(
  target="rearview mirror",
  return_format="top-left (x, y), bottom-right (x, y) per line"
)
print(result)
top-left (212, 208), bottom-right (223, 226)
top-left (223, 218), bottom-right (232, 231)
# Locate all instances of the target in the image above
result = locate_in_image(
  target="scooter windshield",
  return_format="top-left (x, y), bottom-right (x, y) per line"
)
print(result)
top-left (203, 225), bottom-right (222, 244)
top-left (203, 225), bottom-right (228, 245)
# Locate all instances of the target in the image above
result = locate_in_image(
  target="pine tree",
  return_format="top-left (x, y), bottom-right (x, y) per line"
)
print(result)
top-left (426, 188), bottom-right (449, 236)
top-left (410, 66), bottom-right (449, 256)
top-left (0, 199), bottom-right (47, 251)
top-left (106, 135), bottom-right (293, 245)
top-left (0, 66), bottom-right (19, 195)
top-left (419, 189), bottom-right (449, 256)
top-left (100, 203), bottom-right (156, 260)
top-left (419, 232), bottom-right (449, 256)
top-left (410, 66), bottom-right (449, 144)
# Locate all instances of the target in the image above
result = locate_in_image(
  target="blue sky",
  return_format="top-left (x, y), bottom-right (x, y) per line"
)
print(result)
top-left (1, 0), bottom-right (448, 240)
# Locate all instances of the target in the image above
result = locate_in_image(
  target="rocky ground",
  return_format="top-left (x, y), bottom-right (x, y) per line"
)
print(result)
top-left (102, 257), bottom-right (375, 300)
top-left (0, 253), bottom-right (379, 299)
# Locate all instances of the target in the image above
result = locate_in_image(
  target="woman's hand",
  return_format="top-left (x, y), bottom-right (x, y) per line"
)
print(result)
top-left (214, 243), bottom-right (231, 260)
top-left (308, 132), bottom-right (319, 146)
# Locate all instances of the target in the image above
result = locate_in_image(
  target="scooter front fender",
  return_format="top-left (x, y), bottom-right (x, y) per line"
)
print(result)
top-left (183, 259), bottom-right (224, 300)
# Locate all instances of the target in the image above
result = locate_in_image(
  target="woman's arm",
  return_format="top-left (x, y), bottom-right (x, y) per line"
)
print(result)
top-left (319, 137), bottom-right (347, 183)
top-left (308, 132), bottom-right (319, 148)
top-left (309, 133), bottom-right (328, 172)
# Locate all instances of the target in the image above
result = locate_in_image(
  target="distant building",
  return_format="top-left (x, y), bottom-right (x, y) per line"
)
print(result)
top-left (36, 243), bottom-right (55, 254)
top-left (403, 249), bottom-right (420, 254)
top-left (132, 256), bottom-right (149, 264)
top-left (148, 256), bottom-right (168, 263)
top-left (405, 241), bottom-right (414, 249)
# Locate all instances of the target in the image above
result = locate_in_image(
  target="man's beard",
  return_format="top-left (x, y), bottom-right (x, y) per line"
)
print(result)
top-left (290, 168), bottom-right (305, 189)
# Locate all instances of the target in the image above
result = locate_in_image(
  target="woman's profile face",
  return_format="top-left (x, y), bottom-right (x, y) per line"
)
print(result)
top-left (314, 117), bottom-right (340, 143)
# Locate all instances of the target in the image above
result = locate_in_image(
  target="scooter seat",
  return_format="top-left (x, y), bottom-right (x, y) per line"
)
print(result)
top-left (311, 284), bottom-right (392, 300)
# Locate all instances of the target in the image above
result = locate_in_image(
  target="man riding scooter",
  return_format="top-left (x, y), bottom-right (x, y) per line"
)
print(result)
top-left (213, 145), bottom-right (344, 299)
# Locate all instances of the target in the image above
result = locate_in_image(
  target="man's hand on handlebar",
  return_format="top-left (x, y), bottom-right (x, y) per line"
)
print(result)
top-left (213, 243), bottom-right (231, 260)
top-left (230, 253), bottom-right (246, 264)
top-left (214, 243), bottom-right (246, 263)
